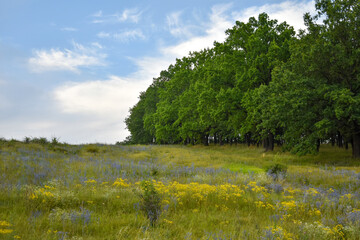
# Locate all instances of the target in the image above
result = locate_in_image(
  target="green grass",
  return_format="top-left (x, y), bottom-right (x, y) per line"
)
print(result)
top-left (0, 141), bottom-right (359, 239)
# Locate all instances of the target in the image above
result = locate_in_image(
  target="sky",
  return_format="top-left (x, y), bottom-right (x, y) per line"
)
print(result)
top-left (0, 0), bottom-right (317, 144)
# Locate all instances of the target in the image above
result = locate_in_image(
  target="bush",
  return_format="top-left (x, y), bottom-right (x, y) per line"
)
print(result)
top-left (139, 180), bottom-right (161, 227)
top-left (84, 145), bottom-right (100, 154)
top-left (266, 163), bottom-right (287, 181)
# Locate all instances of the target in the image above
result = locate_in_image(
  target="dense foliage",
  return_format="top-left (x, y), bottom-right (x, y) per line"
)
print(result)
top-left (125, 0), bottom-right (360, 158)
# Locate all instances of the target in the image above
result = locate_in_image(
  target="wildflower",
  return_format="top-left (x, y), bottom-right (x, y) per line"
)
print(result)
top-left (281, 200), bottom-right (297, 210)
top-left (332, 225), bottom-right (345, 239)
top-left (163, 219), bottom-right (173, 224)
top-left (306, 188), bottom-right (319, 196)
top-left (29, 193), bottom-right (37, 199)
top-left (340, 194), bottom-right (352, 200)
top-left (327, 188), bottom-right (335, 194)
top-left (44, 185), bottom-right (55, 190)
top-left (314, 210), bottom-right (321, 216)
top-left (113, 178), bottom-right (130, 187)
top-left (0, 221), bottom-right (12, 227)
top-left (0, 229), bottom-right (13, 234)
top-left (84, 179), bottom-right (97, 184)
top-left (14, 235), bottom-right (21, 239)
top-left (43, 191), bottom-right (54, 197)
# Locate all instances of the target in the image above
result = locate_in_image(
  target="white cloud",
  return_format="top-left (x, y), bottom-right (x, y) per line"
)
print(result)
top-left (28, 42), bottom-right (107, 73)
top-left (52, 75), bottom-right (149, 143)
top-left (166, 11), bottom-right (193, 38)
top-left (162, 4), bottom-right (233, 57)
top-left (97, 29), bottom-right (146, 42)
top-left (61, 27), bottom-right (78, 32)
top-left (233, 1), bottom-right (316, 31)
top-left (91, 42), bottom-right (103, 49)
top-left (53, 75), bottom-right (147, 116)
top-left (92, 8), bottom-right (142, 24)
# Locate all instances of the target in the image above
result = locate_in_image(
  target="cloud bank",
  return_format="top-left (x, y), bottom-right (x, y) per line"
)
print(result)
top-left (29, 42), bottom-right (106, 73)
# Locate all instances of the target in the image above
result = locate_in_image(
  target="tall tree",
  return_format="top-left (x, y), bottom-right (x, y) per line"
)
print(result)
top-left (226, 13), bottom-right (295, 150)
top-left (287, 0), bottom-right (360, 157)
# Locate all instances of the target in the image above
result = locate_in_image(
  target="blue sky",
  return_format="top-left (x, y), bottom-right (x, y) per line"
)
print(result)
top-left (0, 0), bottom-right (316, 144)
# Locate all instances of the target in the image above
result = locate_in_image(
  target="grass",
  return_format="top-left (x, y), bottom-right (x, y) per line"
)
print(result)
top-left (0, 140), bottom-right (360, 239)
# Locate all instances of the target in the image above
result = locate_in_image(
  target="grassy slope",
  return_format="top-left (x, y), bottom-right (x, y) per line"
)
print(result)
top-left (0, 141), bottom-right (359, 239)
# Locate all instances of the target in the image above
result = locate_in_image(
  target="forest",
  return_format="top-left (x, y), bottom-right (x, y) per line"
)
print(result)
top-left (125, 0), bottom-right (360, 158)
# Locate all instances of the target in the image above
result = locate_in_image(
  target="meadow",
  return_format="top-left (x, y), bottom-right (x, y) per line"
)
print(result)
top-left (1, 139), bottom-right (360, 239)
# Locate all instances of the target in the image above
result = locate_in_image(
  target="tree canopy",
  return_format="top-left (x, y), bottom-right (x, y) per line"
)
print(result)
top-left (125, 0), bottom-right (360, 158)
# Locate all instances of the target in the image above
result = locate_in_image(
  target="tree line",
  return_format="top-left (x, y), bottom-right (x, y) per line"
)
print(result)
top-left (125, 0), bottom-right (360, 158)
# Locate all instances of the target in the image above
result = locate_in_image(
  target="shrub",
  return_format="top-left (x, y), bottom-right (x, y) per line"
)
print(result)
top-left (266, 163), bottom-right (287, 181)
top-left (139, 180), bottom-right (161, 227)
top-left (84, 145), bottom-right (100, 154)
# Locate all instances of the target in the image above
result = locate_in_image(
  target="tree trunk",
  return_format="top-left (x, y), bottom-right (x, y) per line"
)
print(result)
top-left (337, 131), bottom-right (343, 148)
top-left (316, 139), bottom-right (320, 152)
top-left (263, 132), bottom-right (274, 151)
top-left (263, 138), bottom-right (268, 149)
top-left (219, 135), bottom-right (224, 146)
top-left (203, 134), bottom-right (209, 146)
top-left (331, 135), bottom-right (335, 147)
top-left (352, 132), bottom-right (360, 158)
top-left (246, 133), bottom-right (251, 147)
top-left (266, 132), bottom-right (274, 151)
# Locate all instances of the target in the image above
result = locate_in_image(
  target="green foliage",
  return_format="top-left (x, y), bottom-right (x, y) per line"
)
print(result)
top-left (265, 163), bottom-right (288, 181)
top-left (125, 0), bottom-right (360, 158)
top-left (83, 144), bottom-right (101, 154)
top-left (139, 180), bottom-right (162, 227)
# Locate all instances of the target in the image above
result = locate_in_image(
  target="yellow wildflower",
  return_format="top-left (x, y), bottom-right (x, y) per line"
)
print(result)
top-left (44, 185), bottom-right (55, 190)
top-left (0, 229), bottom-right (13, 234)
top-left (307, 188), bottom-right (319, 196)
top-left (0, 221), bottom-right (12, 227)
top-left (281, 200), bottom-right (297, 210)
top-left (43, 191), bottom-right (54, 197)
top-left (341, 194), bottom-right (352, 200)
top-left (112, 178), bottom-right (130, 187)
top-left (327, 188), bottom-right (334, 194)
top-left (84, 179), bottom-right (97, 184)
top-left (163, 219), bottom-right (173, 224)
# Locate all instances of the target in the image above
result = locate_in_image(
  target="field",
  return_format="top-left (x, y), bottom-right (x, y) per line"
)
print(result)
top-left (1, 140), bottom-right (360, 239)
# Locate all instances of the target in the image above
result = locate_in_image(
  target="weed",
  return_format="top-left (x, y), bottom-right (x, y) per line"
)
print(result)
top-left (139, 180), bottom-right (161, 227)
top-left (265, 163), bottom-right (287, 181)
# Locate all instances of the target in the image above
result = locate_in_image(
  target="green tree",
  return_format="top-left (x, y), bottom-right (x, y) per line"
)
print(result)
top-left (280, 0), bottom-right (360, 157)
top-left (226, 13), bottom-right (295, 150)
